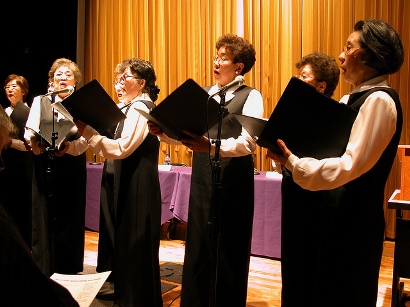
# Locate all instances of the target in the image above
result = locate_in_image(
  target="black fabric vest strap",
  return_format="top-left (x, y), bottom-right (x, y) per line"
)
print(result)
top-left (347, 87), bottom-right (399, 107)
top-left (114, 105), bottom-right (131, 140)
top-left (204, 85), bottom-right (254, 139)
top-left (203, 84), bottom-right (253, 111)
top-left (114, 100), bottom-right (153, 140)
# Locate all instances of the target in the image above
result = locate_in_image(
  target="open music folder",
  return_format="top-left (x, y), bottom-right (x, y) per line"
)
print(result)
top-left (59, 79), bottom-right (125, 136)
top-left (234, 77), bottom-right (358, 159)
top-left (10, 102), bottom-right (30, 140)
top-left (136, 78), bottom-right (222, 140)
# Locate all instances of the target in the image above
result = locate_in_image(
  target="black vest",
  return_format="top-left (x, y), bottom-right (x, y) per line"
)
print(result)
top-left (324, 87), bottom-right (402, 210)
top-left (204, 85), bottom-right (253, 139)
top-left (348, 87), bottom-right (402, 188)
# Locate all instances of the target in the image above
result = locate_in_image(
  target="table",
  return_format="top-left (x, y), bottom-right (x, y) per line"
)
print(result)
top-left (388, 190), bottom-right (410, 307)
top-left (86, 164), bottom-right (282, 258)
top-left (85, 163), bottom-right (183, 228)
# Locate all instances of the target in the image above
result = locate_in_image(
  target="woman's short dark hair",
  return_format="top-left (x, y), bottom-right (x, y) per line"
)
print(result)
top-left (116, 58), bottom-right (160, 102)
top-left (296, 52), bottom-right (340, 97)
top-left (354, 19), bottom-right (404, 75)
top-left (216, 34), bottom-right (256, 75)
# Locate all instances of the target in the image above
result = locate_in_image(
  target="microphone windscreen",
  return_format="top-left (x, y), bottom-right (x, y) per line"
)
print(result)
top-left (236, 75), bottom-right (245, 82)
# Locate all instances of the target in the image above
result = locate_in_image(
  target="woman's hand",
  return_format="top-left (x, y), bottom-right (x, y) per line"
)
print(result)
top-left (30, 138), bottom-right (48, 155)
top-left (147, 121), bottom-right (164, 136)
top-left (74, 119), bottom-right (87, 136)
top-left (179, 130), bottom-right (211, 152)
top-left (267, 139), bottom-right (292, 166)
top-left (55, 141), bottom-right (70, 156)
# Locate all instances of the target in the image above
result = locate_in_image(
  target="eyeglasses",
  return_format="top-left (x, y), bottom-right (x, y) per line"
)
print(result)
top-left (296, 73), bottom-right (315, 82)
top-left (54, 72), bottom-right (74, 80)
top-left (342, 45), bottom-right (360, 55)
top-left (4, 84), bottom-right (19, 91)
top-left (213, 55), bottom-right (230, 65)
top-left (113, 74), bottom-right (139, 86)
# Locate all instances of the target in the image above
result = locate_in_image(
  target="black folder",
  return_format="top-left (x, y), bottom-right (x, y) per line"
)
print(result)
top-left (234, 77), bottom-right (358, 159)
top-left (60, 79), bottom-right (125, 135)
top-left (136, 79), bottom-right (221, 140)
top-left (10, 102), bottom-right (30, 140)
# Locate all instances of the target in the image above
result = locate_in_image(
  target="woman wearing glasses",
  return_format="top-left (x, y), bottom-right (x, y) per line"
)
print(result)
top-left (75, 58), bottom-right (163, 307)
top-left (0, 74), bottom-right (33, 249)
top-left (269, 19), bottom-right (404, 306)
top-left (24, 58), bottom-right (88, 277)
top-left (149, 33), bottom-right (263, 307)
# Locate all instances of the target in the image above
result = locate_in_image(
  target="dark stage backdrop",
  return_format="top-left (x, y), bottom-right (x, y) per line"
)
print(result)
top-left (0, 2), bottom-right (78, 108)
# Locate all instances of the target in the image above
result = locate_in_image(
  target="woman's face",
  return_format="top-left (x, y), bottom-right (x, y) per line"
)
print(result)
top-left (339, 31), bottom-right (370, 87)
top-left (53, 66), bottom-right (76, 98)
top-left (4, 79), bottom-right (24, 107)
top-left (213, 46), bottom-right (243, 87)
top-left (113, 67), bottom-right (143, 104)
top-left (297, 64), bottom-right (325, 94)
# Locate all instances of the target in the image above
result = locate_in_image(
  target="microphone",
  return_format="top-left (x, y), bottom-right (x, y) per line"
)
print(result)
top-left (210, 75), bottom-right (245, 97)
top-left (46, 86), bottom-right (75, 97)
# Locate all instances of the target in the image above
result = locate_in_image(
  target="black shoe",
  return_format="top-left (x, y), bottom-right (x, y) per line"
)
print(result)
top-left (96, 281), bottom-right (114, 300)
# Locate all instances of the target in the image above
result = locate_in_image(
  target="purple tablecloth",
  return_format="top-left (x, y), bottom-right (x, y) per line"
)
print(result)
top-left (85, 163), bottom-right (104, 231)
top-left (251, 171), bottom-right (282, 258)
top-left (85, 164), bottom-right (282, 258)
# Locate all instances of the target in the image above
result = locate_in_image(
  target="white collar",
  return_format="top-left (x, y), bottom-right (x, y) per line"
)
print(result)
top-left (350, 75), bottom-right (389, 94)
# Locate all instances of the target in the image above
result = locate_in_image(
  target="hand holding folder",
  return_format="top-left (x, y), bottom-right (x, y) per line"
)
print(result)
top-left (234, 77), bottom-right (358, 159)
top-left (26, 123), bottom-right (76, 151)
top-left (26, 80), bottom-right (126, 149)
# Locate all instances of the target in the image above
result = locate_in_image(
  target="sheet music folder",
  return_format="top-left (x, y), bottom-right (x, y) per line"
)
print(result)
top-left (10, 102), bottom-right (30, 140)
top-left (60, 79), bottom-right (125, 135)
top-left (136, 78), bottom-right (221, 140)
top-left (234, 77), bottom-right (358, 159)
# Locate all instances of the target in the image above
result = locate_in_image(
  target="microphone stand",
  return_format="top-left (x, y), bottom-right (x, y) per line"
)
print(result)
top-left (45, 94), bottom-right (59, 275)
top-left (207, 91), bottom-right (226, 307)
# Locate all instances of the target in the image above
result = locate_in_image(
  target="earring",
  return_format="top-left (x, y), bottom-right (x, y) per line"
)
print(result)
top-left (235, 71), bottom-right (239, 74)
